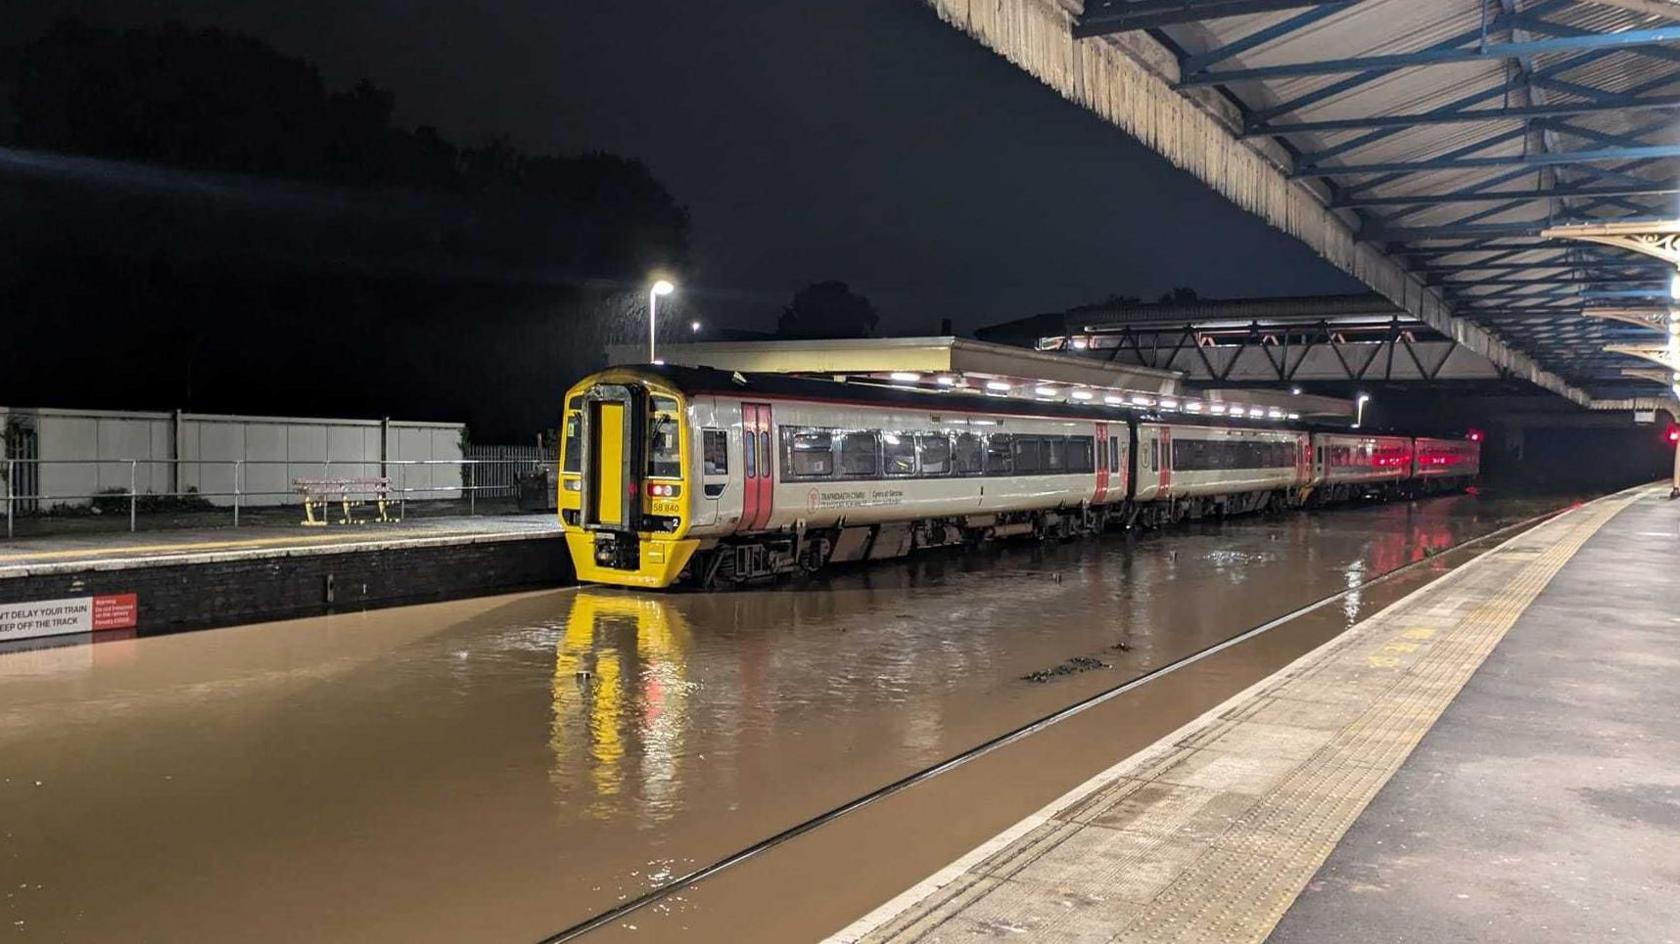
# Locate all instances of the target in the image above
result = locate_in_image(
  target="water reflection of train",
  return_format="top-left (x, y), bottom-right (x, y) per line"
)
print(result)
top-left (558, 365), bottom-right (1479, 588)
top-left (551, 592), bottom-right (693, 818)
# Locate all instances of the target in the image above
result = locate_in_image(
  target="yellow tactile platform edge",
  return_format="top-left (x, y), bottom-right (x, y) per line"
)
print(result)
top-left (839, 488), bottom-right (1648, 944)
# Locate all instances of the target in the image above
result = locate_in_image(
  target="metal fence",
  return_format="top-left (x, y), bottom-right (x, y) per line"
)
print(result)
top-left (2, 456), bottom-right (551, 538)
top-left (464, 444), bottom-right (549, 498)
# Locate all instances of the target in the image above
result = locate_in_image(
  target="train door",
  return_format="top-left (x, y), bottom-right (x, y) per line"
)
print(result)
top-left (1111, 432), bottom-right (1127, 498)
top-left (740, 403), bottom-right (774, 531)
top-left (695, 397), bottom-right (727, 528)
top-left (1157, 426), bottom-right (1172, 495)
top-left (1094, 421), bottom-right (1110, 503)
top-left (581, 384), bottom-right (642, 532)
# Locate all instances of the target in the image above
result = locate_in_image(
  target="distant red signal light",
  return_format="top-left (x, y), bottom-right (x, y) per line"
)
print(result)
top-left (1466, 428), bottom-right (1484, 443)
top-left (1667, 425), bottom-right (1680, 446)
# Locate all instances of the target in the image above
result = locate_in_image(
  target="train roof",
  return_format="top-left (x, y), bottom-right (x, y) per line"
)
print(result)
top-left (591, 363), bottom-right (1312, 433)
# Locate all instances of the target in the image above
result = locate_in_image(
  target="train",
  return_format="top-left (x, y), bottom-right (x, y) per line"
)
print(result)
top-left (557, 364), bottom-right (1479, 589)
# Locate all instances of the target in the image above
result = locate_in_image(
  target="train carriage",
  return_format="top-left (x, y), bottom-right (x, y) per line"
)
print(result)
top-left (558, 364), bottom-right (1478, 589)
top-left (1413, 436), bottom-right (1481, 490)
top-left (1133, 422), bottom-right (1309, 523)
top-left (1310, 433), bottom-right (1414, 503)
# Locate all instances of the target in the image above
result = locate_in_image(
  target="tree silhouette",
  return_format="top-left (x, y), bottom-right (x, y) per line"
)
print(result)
top-left (2, 17), bottom-right (694, 439)
top-left (776, 281), bottom-right (879, 340)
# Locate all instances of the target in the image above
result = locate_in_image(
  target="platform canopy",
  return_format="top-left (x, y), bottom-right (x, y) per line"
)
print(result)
top-left (921, 0), bottom-right (1680, 413)
top-left (611, 336), bottom-right (1356, 419)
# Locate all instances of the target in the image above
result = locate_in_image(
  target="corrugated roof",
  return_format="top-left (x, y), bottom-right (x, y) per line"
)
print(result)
top-left (1084, 0), bottom-right (1680, 399)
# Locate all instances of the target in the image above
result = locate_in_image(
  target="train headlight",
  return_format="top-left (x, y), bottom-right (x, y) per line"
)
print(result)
top-left (648, 483), bottom-right (682, 498)
top-left (563, 478), bottom-right (581, 492)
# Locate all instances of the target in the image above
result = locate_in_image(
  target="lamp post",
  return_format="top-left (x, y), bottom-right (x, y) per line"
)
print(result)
top-left (1353, 393), bottom-right (1371, 429)
top-left (648, 279), bottom-right (675, 363)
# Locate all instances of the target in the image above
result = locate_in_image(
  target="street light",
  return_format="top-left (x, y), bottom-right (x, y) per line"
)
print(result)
top-left (648, 278), bottom-right (675, 363)
top-left (1353, 392), bottom-right (1371, 429)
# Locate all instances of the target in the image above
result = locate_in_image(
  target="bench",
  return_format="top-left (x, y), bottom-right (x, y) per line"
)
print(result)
top-left (293, 477), bottom-right (397, 526)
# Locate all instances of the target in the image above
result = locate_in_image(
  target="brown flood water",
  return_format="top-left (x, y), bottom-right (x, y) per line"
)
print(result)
top-left (0, 493), bottom-right (1578, 942)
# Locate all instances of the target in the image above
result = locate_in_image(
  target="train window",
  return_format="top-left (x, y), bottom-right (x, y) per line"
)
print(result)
top-left (1174, 438), bottom-right (1298, 471)
top-left (648, 411), bottom-right (682, 478)
top-left (744, 428), bottom-right (757, 478)
top-left (985, 434), bottom-right (1014, 475)
top-left (954, 432), bottom-right (984, 475)
top-left (1109, 437), bottom-right (1120, 472)
top-left (1175, 439), bottom-right (1203, 470)
top-left (1043, 437), bottom-right (1066, 473)
top-left (562, 412), bottom-right (582, 474)
top-left (703, 429), bottom-right (727, 476)
top-left (1150, 439), bottom-right (1159, 472)
top-left (838, 430), bottom-right (881, 478)
top-left (1013, 437), bottom-right (1042, 475)
top-left (787, 428), bottom-right (834, 479)
top-left (883, 432), bottom-right (917, 477)
top-left (918, 433), bottom-right (952, 476)
top-left (567, 396), bottom-right (583, 411)
top-left (1068, 438), bottom-right (1095, 474)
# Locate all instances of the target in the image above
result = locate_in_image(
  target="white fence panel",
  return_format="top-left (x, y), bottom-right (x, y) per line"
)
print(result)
top-left (2, 407), bottom-right (467, 510)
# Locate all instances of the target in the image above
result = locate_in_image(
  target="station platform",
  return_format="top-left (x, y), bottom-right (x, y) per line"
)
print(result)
top-left (0, 513), bottom-right (560, 577)
top-left (836, 484), bottom-right (1677, 943)
top-left (0, 513), bottom-right (569, 641)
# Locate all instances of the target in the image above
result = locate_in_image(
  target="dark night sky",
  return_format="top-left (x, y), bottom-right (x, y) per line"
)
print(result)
top-left (11, 0), bottom-right (1360, 334)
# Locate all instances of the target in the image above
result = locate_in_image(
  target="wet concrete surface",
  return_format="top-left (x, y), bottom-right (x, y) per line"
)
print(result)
top-left (0, 492), bottom-right (1579, 941)
top-left (1268, 492), bottom-right (1680, 944)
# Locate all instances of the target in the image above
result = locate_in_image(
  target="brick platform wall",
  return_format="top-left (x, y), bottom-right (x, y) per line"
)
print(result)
top-left (0, 538), bottom-right (576, 636)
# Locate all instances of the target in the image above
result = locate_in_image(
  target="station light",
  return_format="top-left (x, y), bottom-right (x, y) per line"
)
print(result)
top-left (1071, 338), bottom-right (1089, 350)
top-left (1290, 386), bottom-right (1303, 396)
top-left (1267, 408), bottom-right (1284, 419)
top-left (690, 320), bottom-right (702, 333)
top-left (1035, 385), bottom-right (1058, 397)
top-left (647, 277), bottom-right (676, 362)
top-left (935, 375), bottom-right (958, 386)
top-left (1160, 398), bottom-right (1179, 411)
top-left (1103, 394), bottom-right (1124, 405)
top-left (889, 372), bottom-right (921, 383)
top-left (985, 380), bottom-right (1013, 392)
top-left (1130, 395), bottom-right (1154, 406)
top-left (1184, 401), bottom-right (1204, 413)
top-left (1209, 404), bottom-right (1227, 415)
top-left (1288, 412), bottom-right (1300, 420)
top-left (1071, 389), bottom-right (1094, 400)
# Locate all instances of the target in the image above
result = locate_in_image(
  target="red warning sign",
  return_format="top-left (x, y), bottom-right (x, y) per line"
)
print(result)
top-left (92, 593), bottom-right (139, 631)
